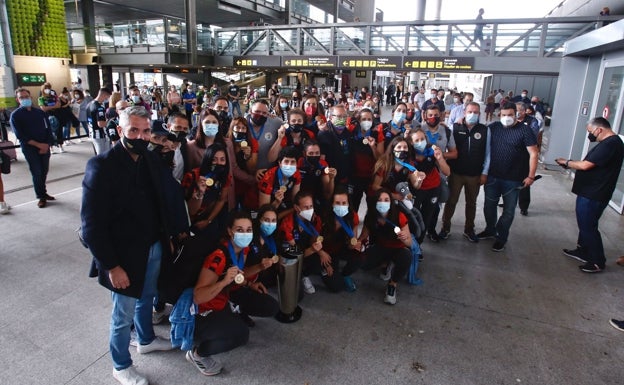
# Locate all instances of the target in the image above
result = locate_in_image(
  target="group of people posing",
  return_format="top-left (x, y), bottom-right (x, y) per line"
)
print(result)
top-left (73, 78), bottom-right (550, 385)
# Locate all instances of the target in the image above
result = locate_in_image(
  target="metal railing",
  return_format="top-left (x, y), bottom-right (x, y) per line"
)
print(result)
top-left (66, 16), bottom-right (620, 59)
top-left (215, 16), bottom-right (620, 58)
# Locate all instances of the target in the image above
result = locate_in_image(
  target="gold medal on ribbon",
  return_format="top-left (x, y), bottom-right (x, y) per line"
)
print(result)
top-left (350, 237), bottom-right (358, 246)
top-left (394, 226), bottom-right (401, 234)
top-left (324, 167), bottom-right (330, 174)
top-left (279, 185), bottom-right (287, 193)
top-left (234, 273), bottom-right (245, 284)
top-left (316, 236), bottom-right (324, 243)
top-left (362, 138), bottom-right (369, 145)
top-left (205, 178), bottom-right (214, 187)
top-left (271, 255), bottom-right (279, 264)
top-left (240, 140), bottom-right (248, 148)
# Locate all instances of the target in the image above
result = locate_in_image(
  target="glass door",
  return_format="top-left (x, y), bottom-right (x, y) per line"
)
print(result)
top-left (591, 59), bottom-right (624, 213)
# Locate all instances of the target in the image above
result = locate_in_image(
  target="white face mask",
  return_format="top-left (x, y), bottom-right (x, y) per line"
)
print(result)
top-left (299, 208), bottom-right (314, 222)
top-left (360, 121), bottom-right (373, 131)
top-left (501, 116), bottom-right (515, 127)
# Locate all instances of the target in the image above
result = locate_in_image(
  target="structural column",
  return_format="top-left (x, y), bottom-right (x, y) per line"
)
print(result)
top-left (185, 0), bottom-right (197, 66)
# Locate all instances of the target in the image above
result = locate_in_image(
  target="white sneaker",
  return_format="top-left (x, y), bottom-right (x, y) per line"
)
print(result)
top-left (384, 284), bottom-right (397, 305)
top-left (58, 145), bottom-right (66, 153)
top-left (136, 336), bottom-right (172, 354)
top-left (113, 366), bottom-right (148, 385)
top-left (379, 262), bottom-right (394, 281)
top-left (186, 350), bottom-right (222, 376)
top-left (0, 202), bottom-right (10, 215)
top-left (152, 304), bottom-right (172, 324)
top-left (302, 276), bottom-right (316, 294)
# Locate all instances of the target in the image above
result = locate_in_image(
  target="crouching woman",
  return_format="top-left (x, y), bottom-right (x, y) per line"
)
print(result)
top-left (187, 210), bottom-right (278, 376)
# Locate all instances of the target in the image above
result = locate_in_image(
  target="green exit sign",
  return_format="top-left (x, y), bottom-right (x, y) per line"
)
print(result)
top-left (16, 73), bottom-right (47, 86)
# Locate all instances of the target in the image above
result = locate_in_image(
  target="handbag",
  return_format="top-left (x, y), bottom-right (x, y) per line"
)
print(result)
top-left (0, 149), bottom-right (11, 174)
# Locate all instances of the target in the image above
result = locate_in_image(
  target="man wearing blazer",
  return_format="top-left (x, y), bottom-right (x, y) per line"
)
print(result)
top-left (81, 106), bottom-right (178, 385)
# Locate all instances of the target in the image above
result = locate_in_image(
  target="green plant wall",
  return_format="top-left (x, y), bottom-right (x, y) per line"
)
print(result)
top-left (6, 0), bottom-right (69, 58)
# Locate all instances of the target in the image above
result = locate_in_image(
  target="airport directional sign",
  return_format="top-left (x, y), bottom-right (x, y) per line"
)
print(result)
top-left (16, 73), bottom-right (46, 86)
top-left (234, 56), bottom-right (281, 68)
top-left (402, 57), bottom-right (474, 71)
top-left (282, 56), bottom-right (337, 68)
top-left (339, 56), bottom-right (402, 69)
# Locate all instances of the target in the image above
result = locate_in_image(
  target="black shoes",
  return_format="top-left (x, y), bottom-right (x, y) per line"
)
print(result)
top-left (562, 247), bottom-right (587, 263)
top-left (463, 232), bottom-right (479, 243)
top-left (477, 230), bottom-right (495, 240)
top-left (491, 240), bottom-right (505, 252)
top-left (609, 319), bottom-right (624, 332)
top-left (579, 262), bottom-right (603, 273)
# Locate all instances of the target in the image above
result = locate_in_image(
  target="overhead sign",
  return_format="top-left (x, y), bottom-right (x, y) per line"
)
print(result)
top-left (16, 73), bottom-right (46, 86)
top-left (234, 56), bottom-right (281, 68)
top-left (403, 57), bottom-right (474, 71)
top-left (282, 56), bottom-right (337, 68)
top-left (339, 56), bottom-right (402, 69)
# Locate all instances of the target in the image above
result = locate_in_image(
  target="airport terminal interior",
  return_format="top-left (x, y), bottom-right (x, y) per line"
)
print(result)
top-left (1, 0), bottom-right (624, 384)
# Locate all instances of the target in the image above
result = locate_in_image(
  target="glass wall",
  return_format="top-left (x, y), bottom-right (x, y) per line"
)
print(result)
top-left (593, 60), bottom-right (624, 213)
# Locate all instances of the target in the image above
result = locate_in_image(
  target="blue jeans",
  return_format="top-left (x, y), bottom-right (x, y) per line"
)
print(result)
top-left (109, 241), bottom-right (162, 370)
top-left (483, 176), bottom-right (522, 243)
top-left (21, 145), bottom-right (50, 199)
top-left (575, 196), bottom-right (608, 267)
top-left (230, 100), bottom-right (242, 117)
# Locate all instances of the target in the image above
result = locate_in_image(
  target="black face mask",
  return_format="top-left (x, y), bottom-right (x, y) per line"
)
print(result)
top-left (306, 155), bottom-right (320, 166)
top-left (147, 142), bottom-right (163, 153)
top-left (290, 124), bottom-right (304, 134)
top-left (587, 132), bottom-right (598, 142)
top-left (251, 113), bottom-right (267, 126)
top-left (211, 164), bottom-right (226, 175)
top-left (218, 111), bottom-right (230, 124)
top-left (233, 131), bottom-right (247, 141)
top-left (122, 136), bottom-right (148, 155)
top-left (174, 132), bottom-right (187, 142)
top-left (394, 150), bottom-right (409, 160)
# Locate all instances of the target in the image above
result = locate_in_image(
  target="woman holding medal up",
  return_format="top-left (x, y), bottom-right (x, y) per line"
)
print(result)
top-left (277, 191), bottom-right (342, 294)
top-left (182, 143), bottom-right (231, 242)
top-left (227, 116), bottom-right (258, 210)
top-left (278, 108), bottom-right (316, 159)
top-left (258, 146), bottom-right (301, 220)
top-left (247, 204), bottom-right (281, 288)
top-left (371, 136), bottom-right (426, 201)
top-left (348, 107), bottom-right (384, 211)
top-left (188, 210), bottom-right (278, 376)
top-left (360, 188), bottom-right (412, 305)
top-left (407, 128), bottom-right (450, 243)
top-left (321, 186), bottom-right (364, 292)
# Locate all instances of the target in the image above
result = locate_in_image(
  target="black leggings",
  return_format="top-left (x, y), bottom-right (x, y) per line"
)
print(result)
top-left (363, 244), bottom-right (411, 283)
top-left (194, 289), bottom-right (278, 357)
top-left (302, 252), bottom-right (344, 293)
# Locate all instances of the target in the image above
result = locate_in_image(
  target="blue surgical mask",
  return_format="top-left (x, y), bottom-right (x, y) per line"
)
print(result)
top-left (393, 111), bottom-right (406, 124)
top-left (19, 98), bottom-right (32, 108)
top-left (260, 221), bottom-right (277, 236)
top-left (280, 164), bottom-right (297, 178)
top-left (132, 95), bottom-right (141, 103)
top-left (203, 123), bottom-right (219, 137)
top-left (376, 201), bottom-right (391, 214)
top-left (280, 102), bottom-right (289, 109)
top-left (465, 113), bottom-right (479, 125)
top-left (333, 204), bottom-right (349, 217)
top-left (233, 232), bottom-right (253, 248)
top-left (413, 141), bottom-right (427, 153)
